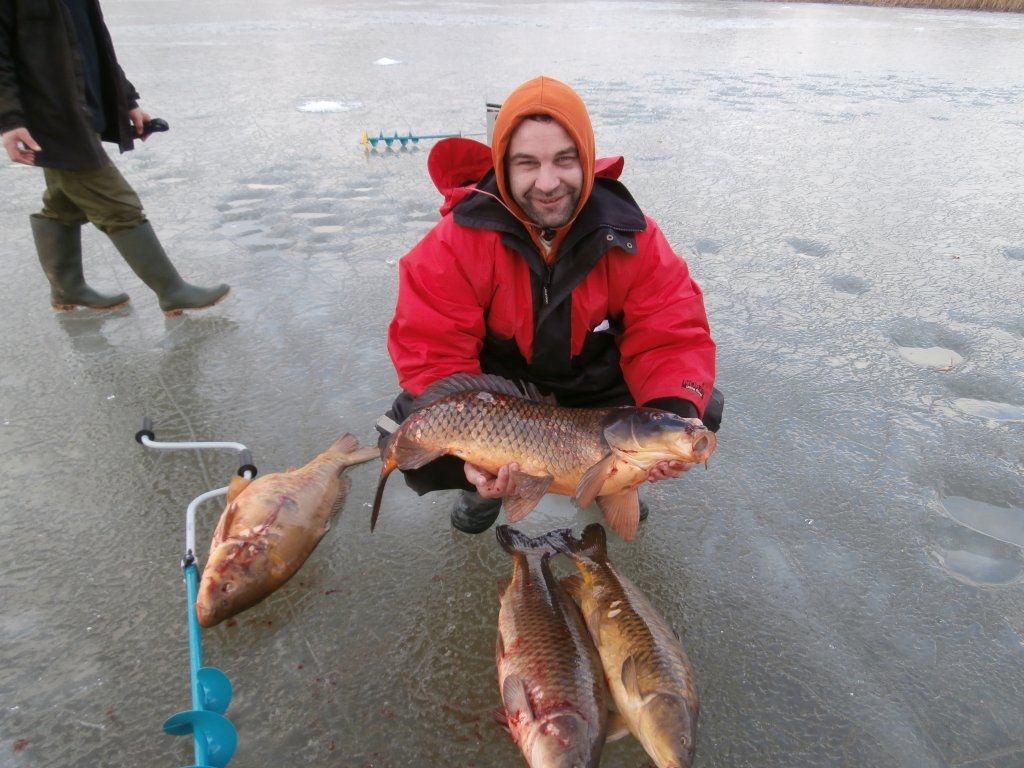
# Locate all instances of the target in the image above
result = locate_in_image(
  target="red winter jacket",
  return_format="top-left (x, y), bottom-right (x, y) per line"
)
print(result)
top-left (387, 136), bottom-right (716, 418)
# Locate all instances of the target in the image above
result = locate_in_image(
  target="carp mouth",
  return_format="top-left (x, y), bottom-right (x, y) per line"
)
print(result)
top-left (690, 433), bottom-right (714, 461)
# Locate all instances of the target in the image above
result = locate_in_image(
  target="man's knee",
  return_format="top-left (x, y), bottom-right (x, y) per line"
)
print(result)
top-left (56, 163), bottom-right (147, 233)
top-left (93, 211), bottom-right (147, 235)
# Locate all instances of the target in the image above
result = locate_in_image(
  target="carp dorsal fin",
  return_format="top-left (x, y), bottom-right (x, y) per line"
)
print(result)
top-left (501, 675), bottom-right (534, 722)
top-left (411, 373), bottom-right (556, 411)
top-left (329, 477), bottom-right (351, 517)
top-left (575, 453), bottom-right (617, 508)
top-left (502, 471), bottom-right (554, 524)
top-left (226, 474), bottom-right (252, 503)
top-left (597, 490), bottom-right (640, 542)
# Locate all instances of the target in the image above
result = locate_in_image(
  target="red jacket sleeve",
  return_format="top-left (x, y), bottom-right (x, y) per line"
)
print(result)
top-left (387, 216), bottom-right (488, 396)
top-left (615, 218), bottom-right (716, 415)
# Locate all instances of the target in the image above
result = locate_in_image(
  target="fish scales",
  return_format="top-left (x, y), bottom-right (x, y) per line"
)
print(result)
top-left (587, 562), bottom-right (697, 703)
top-left (373, 373), bottom-right (717, 539)
top-left (497, 527), bottom-right (608, 767)
top-left (413, 392), bottom-right (606, 483)
top-left (557, 524), bottom-right (699, 768)
top-left (499, 558), bottom-right (603, 701)
top-left (196, 434), bottom-right (378, 628)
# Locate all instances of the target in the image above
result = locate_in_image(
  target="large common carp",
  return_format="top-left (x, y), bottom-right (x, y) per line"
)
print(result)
top-left (554, 524), bottom-right (699, 768)
top-left (495, 525), bottom-right (609, 768)
top-left (196, 434), bottom-right (378, 628)
top-left (372, 374), bottom-right (716, 540)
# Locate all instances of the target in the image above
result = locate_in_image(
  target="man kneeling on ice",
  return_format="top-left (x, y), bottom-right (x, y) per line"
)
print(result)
top-left (378, 75), bottom-right (722, 534)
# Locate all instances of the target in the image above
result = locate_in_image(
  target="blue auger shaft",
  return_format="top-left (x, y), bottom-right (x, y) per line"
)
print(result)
top-left (184, 559), bottom-right (209, 764)
top-left (360, 130), bottom-right (487, 148)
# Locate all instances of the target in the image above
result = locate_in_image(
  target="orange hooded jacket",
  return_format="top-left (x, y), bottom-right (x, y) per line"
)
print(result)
top-left (489, 76), bottom-right (595, 260)
top-left (387, 76), bottom-right (716, 419)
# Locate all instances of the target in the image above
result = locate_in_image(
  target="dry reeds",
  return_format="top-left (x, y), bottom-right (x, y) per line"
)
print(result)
top-left (770, 0), bottom-right (1023, 11)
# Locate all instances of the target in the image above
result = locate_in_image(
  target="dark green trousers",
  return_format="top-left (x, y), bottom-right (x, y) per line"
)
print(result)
top-left (40, 159), bottom-right (147, 234)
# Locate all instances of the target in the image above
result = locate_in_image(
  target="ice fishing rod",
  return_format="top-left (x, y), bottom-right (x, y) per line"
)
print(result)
top-left (359, 129), bottom-right (485, 149)
top-left (135, 417), bottom-right (259, 768)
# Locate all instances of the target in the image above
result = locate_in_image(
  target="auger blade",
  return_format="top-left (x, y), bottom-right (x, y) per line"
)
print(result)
top-left (164, 709), bottom-right (237, 768)
top-left (196, 666), bottom-right (233, 714)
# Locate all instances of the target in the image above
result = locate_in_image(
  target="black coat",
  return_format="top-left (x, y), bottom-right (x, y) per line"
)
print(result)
top-left (0, 0), bottom-right (140, 170)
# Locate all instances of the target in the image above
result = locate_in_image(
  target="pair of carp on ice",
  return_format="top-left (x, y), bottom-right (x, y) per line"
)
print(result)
top-left (497, 523), bottom-right (699, 768)
top-left (196, 373), bottom-right (717, 629)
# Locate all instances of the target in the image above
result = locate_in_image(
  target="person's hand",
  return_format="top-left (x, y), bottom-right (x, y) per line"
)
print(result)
top-left (2, 128), bottom-right (40, 165)
top-left (464, 461), bottom-right (520, 500)
top-left (128, 106), bottom-right (151, 139)
top-left (646, 460), bottom-right (694, 483)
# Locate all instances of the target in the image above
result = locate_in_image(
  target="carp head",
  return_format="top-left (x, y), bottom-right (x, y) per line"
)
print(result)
top-left (522, 712), bottom-right (595, 768)
top-left (637, 692), bottom-right (698, 768)
top-left (195, 537), bottom-right (272, 628)
top-left (603, 410), bottom-right (716, 468)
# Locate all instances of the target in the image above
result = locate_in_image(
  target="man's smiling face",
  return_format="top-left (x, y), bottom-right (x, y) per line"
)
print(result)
top-left (506, 117), bottom-right (582, 230)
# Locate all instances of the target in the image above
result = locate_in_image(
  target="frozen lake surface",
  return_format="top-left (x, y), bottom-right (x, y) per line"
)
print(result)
top-left (1, 1), bottom-right (1022, 766)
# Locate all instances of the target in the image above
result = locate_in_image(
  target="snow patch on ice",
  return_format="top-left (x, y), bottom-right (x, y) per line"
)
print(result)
top-left (298, 100), bottom-right (362, 113)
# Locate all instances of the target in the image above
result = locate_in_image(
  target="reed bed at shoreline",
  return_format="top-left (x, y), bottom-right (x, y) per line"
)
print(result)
top-left (768, 0), bottom-right (1023, 11)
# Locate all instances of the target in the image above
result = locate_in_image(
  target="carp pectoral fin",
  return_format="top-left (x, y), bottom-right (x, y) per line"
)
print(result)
top-left (606, 711), bottom-right (631, 742)
top-left (621, 654), bottom-right (644, 701)
top-left (586, 606), bottom-right (604, 646)
top-left (597, 490), bottom-right (640, 541)
top-left (492, 707), bottom-right (511, 732)
top-left (501, 675), bottom-right (534, 722)
top-left (502, 472), bottom-right (553, 523)
top-left (392, 435), bottom-right (446, 470)
top-left (575, 453), bottom-right (617, 508)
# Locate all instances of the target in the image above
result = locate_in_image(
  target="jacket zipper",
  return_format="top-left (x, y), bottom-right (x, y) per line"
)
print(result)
top-left (543, 265), bottom-right (553, 305)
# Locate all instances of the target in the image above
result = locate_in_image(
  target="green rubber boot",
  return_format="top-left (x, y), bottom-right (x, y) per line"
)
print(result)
top-left (107, 222), bottom-right (230, 316)
top-left (31, 214), bottom-right (130, 310)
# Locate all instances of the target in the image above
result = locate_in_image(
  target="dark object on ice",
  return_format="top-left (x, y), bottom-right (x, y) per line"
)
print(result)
top-left (141, 118), bottom-right (169, 138)
top-left (450, 490), bottom-right (502, 533)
